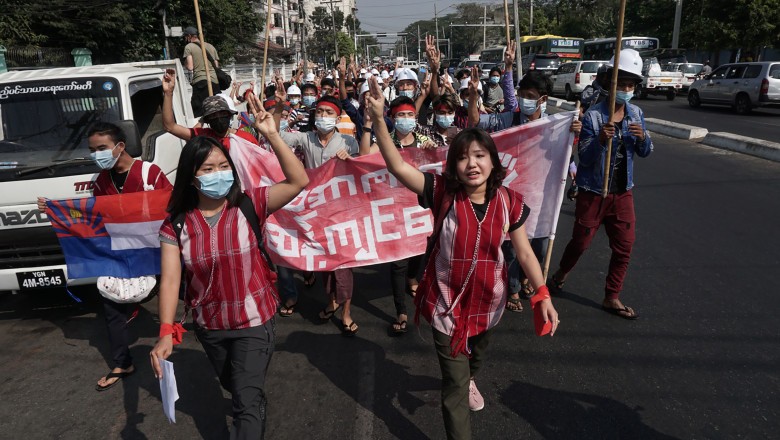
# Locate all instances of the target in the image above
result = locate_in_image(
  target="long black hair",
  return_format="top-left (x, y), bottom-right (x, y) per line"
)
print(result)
top-left (167, 136), bottom-right (243, 218)
top-left (443, 128), bottom-right (506, 201)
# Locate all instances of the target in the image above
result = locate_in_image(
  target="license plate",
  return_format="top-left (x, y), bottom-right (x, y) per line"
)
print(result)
top-left (16, 269), bottom-right (66, 290)
top-left (657, 87), bottom-right (669, 91)
top-left (660, 78), bottom-right (673, 83)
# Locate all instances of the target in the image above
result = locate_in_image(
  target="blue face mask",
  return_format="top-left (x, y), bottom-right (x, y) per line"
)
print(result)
top-left (394, 117), bottom-right (416, 135)
top-left (302, 95), bottom-right (317, 107)
top-left (461, 98), bottom-right (469, 108)
top-left (279, 119), bottom-right (289, 131)
top-left (489, 76), bottom-right (500, 85)
top-left (90, 146), bottom-right (120, 170)
top-left (616, 90), bottom-right (634, 104)
top-left (540, 102), bottom-right (547, 115)
top-left (290, 98), bottom-right (300, 106)
top-left (435, 114), bottom-right (455, 128)
top-left (196, 170), bottom-right (234, 199)
top-left (398, 90), bottom-right (415, 99)
top-left (520, 98), bottom-right (540, 116)
top-left (314, 116), bottom-right (337, 133)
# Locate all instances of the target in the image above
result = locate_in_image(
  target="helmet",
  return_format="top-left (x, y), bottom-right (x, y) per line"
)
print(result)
top-left (371, 68), bottom-right (380, 75)
top-left (359, 81), bottom-right (370, 96)
top-left (380, 70), bottom-right (390, 79)
top-left (287, 85), bottom-right (301, 96)
top-left (459, 78), bottom-right (481, 92)
top-left (608, 49), bottom-right (643, 82)
top-left (394, 68), bottom-right (419, 84)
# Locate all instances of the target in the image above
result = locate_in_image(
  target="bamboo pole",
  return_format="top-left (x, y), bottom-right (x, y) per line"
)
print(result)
top-left (260, 0), bottom-right (273, 100)
top-left (601, 0), bottom-right (627, 197)
top-left (193, 0), bottom-right (213, 97)
top-left (543, 100), bottom-right (581, 280)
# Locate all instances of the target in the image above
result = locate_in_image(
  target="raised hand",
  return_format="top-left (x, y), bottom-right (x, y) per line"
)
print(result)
top-left (469, 66), bottom-right (481, 97)
top-left (247, 93), bottom-right (278, 137)
top-left (274, 78), bottom-right (287, 102)
top-left (365, 76), bottom-right (385, 122)
top-left (425, 35), bottom-right (440, 72)
top-left (504, 40), bottom-right (516, 67)
top-left (338, 56), bottom-right (347, 77)
top-left (162, 68), bottom-right (176, 93)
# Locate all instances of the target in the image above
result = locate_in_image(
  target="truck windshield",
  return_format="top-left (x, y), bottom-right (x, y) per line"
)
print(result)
top-left (0, 77), bottom-right (122, 181)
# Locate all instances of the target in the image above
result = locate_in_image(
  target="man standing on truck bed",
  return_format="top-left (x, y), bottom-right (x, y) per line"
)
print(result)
top-left (183, 26), bottom-right (220, 117)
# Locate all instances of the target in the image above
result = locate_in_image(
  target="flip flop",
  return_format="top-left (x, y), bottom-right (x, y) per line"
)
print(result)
top-left (318, 304), bottom-right (342, 322)
top-left (602, 305), bottom-right (639, 320)
top-left (279, 302), bottom-right (297, 317)
top-left (389, 320), bottom-right (408, 335)
top-left (342, 320), bottom-right (359, 336)
top-left (505, 295), bottom-right (523, 313)
top-left (95, 368), bottom-right (135, 392)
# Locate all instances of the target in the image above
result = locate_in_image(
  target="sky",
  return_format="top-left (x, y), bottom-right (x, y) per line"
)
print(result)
top-left (356, 0), bottom-right (500, 35)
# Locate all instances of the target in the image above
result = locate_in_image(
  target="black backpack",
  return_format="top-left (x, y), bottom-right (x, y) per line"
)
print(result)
top-left (171, 194), bottom-right (276, 273)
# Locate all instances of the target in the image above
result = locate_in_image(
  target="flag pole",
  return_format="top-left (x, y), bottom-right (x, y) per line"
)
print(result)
top-left (543, 101), bottom-right (581, 280)
top-left (602, 0), bottom-right (627, 197)
top-left (193, 0), bottom-right (213, 97)
top-left (260, 0), bottom-right (273, 100)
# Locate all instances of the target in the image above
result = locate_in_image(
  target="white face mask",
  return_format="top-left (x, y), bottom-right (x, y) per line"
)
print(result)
top-left (314, 116), bottom-right (337, 133)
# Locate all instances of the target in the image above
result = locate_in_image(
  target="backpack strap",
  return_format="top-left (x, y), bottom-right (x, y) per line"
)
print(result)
top-left (197, 42), bottom-right (219, 70)
top-left (140, 161), bottom-right (155, 191)
top-left (238, 194), bottom-right (276, 272)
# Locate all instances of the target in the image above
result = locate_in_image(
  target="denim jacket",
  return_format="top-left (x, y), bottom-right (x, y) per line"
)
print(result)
top-left (576, 100), bottom-right (653, 194)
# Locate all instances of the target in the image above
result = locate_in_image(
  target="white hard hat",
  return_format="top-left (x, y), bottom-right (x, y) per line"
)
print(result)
top-left (287, 84), bottom-right (301, 95)
top-left (608, 49), bottom-right (643, 82)
top-left (359, 81), bottom-right (370, 96)
top-left (304, 72), bottom-right (315, 82)
top-left (371, 68), bottom-right (380, 75)
top-left (459, 78), bottom-right (481, 92)
top-left (217, 93), bottom-right (237, 113)
top-left (376, 76), bottom-right (384, 85)
top-left (360, 68), bottom-right (368, 74)
top-left (380, 70), bottom-right (389, 79)
top-left (325, 74), bottom-right (333, 79)
top-left (395, 68), bottom-right (419, 84)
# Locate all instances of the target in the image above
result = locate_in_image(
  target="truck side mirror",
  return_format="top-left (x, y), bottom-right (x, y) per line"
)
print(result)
top-left (114, 120), bottom-right (143, 158)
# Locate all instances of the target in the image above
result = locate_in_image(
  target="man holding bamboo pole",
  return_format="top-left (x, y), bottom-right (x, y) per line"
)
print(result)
top-left (547, 48), bottom-right (653, 320)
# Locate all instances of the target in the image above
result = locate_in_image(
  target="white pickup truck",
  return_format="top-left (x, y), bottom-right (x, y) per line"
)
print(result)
top-left (0, 60), bottom-right (194, 293)
top-left (636, 57), bottom-right (684, 100)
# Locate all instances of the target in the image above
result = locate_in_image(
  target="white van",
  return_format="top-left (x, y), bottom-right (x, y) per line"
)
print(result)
top-left (551, 60), bottom-right (609, 100)
top-left (0, 60), bottom-right (193, 292)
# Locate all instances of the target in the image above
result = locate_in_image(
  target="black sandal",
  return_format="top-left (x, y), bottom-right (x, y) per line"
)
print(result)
top-left (547, 273), bottom-right (565, 295)
top-left (303, 272), bottom-right (316, 288)
top-left (505, 295), bottom-right (523, 312)
top-left (318, 304), bottom-right (341, 321)
top-left (342, 320), bottom-right (359, 336)
top-left (279, 302), bottom-right (297, 317)
top-left (95, 368), bottom-right (135, 392)
top-left (389, 320), bottom-right (408, 335)
top-left (521, 279), bottom-right (535, 300)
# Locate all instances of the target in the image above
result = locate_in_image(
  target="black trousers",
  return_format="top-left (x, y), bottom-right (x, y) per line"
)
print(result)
top-left (389, 255), bottom-right (423, 316)
top-left (196, 320), bottom-right (275, 440)
top-left (191, 80), bottom-right (221, 117)
top-left (101, 296), bottom-right (133, 369)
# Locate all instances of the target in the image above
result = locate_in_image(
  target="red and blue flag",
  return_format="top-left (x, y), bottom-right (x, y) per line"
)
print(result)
top-left (46, 189), bottom-right (172, 279)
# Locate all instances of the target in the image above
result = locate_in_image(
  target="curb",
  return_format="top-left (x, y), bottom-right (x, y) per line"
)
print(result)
top-left (701, 132), bottom-right (780, 162)
top-left (547, 97), bottom-right (780, 163)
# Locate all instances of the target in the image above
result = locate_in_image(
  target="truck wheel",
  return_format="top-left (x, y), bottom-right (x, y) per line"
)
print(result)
top-left (637, 85), bottom-right (648, 99)
top-left (565, 85), bottom-right (574, 102)
top-left (688, 90), bottom-right (701, 108)
top-left (734, 93), bottom-right (752, 115)
top-left (666, 91), bottom-right (676, 101)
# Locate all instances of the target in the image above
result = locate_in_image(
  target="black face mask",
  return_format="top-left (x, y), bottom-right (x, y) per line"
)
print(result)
top-left (346, 92), bottom-right (355, 100)
top-left (207, 115), bottom-right (231, 134)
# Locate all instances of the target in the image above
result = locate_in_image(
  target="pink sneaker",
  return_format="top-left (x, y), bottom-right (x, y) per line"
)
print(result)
top-left (469, 379), bottom-right (485, 411)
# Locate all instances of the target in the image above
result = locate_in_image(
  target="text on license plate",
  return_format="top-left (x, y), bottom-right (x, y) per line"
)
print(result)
top-left (16, 269), bottom-right (66, 290)
top-left (660, 78), bottom-right (673, 82)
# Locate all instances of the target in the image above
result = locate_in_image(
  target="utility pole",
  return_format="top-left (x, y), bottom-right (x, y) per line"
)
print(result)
top-left (435, 4), bottom-right (439, 41)
top-left (671, 0), bottom-right (683, 49)
top-left (529, 0), bottom-right (534, 35)
top-left (513, 0), bottom-right (522, 86)
top-left (417, 24), bottom-right (421, 61)
top-left (483, 5), bottom-right (487, 51)
top-left (300, 1), bottom-right (308, 73)
top-left (161, 7), bottom-right (170, 60)
top-left (352, 7), bottom-right (358, 61)
top-left (281, 0), bottom-right (288, 47)
top-left (322, 0), bottom-right (340, 60)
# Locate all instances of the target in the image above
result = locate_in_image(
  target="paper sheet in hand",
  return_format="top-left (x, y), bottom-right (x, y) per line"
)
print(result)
top-left (159, 359), bottom-right (179, 423)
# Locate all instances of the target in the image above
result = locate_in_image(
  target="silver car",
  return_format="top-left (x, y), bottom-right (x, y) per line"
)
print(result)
top-left (688, 61), bottom-right (780, 114)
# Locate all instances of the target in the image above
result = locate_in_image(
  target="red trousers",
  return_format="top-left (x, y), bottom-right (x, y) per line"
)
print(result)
top-left (558, 190), bottom-right (636, 300)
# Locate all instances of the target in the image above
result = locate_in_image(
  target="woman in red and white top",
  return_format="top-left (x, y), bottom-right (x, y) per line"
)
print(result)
top-left (150, 100), bottom-right (309, 439)
top-left (365, 77), bottom-right (559, 439)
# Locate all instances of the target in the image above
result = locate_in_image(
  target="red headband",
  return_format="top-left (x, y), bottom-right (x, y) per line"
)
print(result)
top-left (391, 103), bottom-right (416, 117)
top-left (316, 100), bottom-right (341, 115)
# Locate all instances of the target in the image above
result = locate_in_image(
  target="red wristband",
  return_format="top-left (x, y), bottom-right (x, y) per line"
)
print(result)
top-left (160, 322), bottom-right (187, 345)
top-left (530, 284), bottom-right (550, 308)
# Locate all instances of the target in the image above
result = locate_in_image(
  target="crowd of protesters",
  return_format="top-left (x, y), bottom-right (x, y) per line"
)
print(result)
top-left (41, 28), bottom-right (653, 439)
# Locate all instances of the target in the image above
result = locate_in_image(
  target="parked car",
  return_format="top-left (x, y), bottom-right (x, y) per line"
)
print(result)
top-left (402, 60), bottom-right (420, 70)
top-left (551, 60), bottom-right (609, 100)
top-left (664, 62), bottom-right (704, 92)
top-left (688, 61), bottom-right (780, 114)
top-left (479, 62), bottom-right (499, 80)
top-left (521, 53), bottom-right (560, 75)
